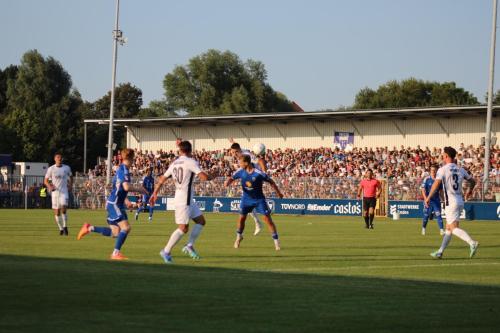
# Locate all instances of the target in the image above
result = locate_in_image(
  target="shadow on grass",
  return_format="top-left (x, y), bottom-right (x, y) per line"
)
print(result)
top-left (0, 254), bottom-right (499, 333)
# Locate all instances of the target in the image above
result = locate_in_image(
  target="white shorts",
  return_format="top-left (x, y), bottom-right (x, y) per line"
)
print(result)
top-left (444, 203), bottom-right (464, 224)
top-left (51, 191), bottom-right (69, 210)
top-left (175, 204), bottom-right (202, 225)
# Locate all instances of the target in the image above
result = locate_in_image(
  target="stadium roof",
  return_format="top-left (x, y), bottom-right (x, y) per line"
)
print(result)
top-left (84, 105), bottom-right (499, 127)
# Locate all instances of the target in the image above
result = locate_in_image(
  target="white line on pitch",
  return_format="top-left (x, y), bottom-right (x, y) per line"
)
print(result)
top-left (252, 262), bottom-right (500, 273)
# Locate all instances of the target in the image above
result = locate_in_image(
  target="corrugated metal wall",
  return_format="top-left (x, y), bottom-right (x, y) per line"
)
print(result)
top-left (126, 115), bottom-right (499, 151)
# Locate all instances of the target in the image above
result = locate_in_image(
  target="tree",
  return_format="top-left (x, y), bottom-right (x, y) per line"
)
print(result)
top-left (85, 83), bottom-right (143, 162)
top-left (5, 50), bottom-right (73, 162)
top-left (92, 82), bottom-right (143, 118)
top-left (353, 78), bottom-right (479, 109)
top-left (0, 65), bottom-right (18, 115)
top-left (163, 49), bottom-right (294, 115)
top-left (138, 99), bottom-right (176, 118)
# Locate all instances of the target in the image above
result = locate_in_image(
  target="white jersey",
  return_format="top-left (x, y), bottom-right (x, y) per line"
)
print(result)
top-left (241, 149), bottom-right (263, 171)
top-left (435, 163), bottom-right (472, 206)
top-left (164, 155), bottom-right (202, 206)
top-left (45, 164), bottom-right (72, 194)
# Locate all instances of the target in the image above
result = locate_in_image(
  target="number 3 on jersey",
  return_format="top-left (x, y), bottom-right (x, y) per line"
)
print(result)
top-left (452, 174), bottom-right (459, 191)
top-left (173, 167), bottom-right (183, 184)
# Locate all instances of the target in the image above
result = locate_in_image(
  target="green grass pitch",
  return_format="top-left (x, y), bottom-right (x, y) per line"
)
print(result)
top-left (0, 209), bottom-right (499, 332)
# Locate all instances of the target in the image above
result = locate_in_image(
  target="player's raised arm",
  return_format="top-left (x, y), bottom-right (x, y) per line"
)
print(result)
top-left (257, 157), bottom-right (267, 172)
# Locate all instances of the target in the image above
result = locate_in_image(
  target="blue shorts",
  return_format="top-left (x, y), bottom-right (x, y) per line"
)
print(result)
top-left (142, 194), bottom-right (151, 205)
top-left (106, 202), bottom-right (128, 225)
top-left (423, 201), bottom-right (442, 217)
top-left (240, 198), bottom-right (271, 216)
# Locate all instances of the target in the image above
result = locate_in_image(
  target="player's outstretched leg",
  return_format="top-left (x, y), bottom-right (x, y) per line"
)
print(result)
top-left (234, 215), bottom-right (246, 248)
top-left (160, 225), bottom-right (187, 264)
top-left (451, 227), bottom-right (479, 258)
top-left (251, 210), bottom-right (262, 236)
top-left (182, 215), bottom-right (205, 260)
top-left (262, 215), bottom-right (280, 251)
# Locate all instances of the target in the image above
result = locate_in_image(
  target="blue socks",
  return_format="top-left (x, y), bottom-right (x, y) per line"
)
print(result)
top-left (114, 230), bottom-right (128, 251)
top-left (272, 233), bottom-right (279, 240)
top-left (149, 206), bottom-right (154, 218)
top-left (93, 226), bottom-right (112, 237)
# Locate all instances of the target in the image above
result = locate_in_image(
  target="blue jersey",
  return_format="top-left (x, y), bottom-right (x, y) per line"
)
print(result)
top-left (107, 164), bottom-right (131, 209)
top-left (421, 176), bottom-right (441, 203)
top-left (232, 168), bottom-right (270, 200)
top-left (143, 175), bottom-right (154, 195)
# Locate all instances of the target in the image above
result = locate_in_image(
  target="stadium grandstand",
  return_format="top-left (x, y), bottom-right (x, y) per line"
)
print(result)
top-left (84, 105), bottom-right (499, 152)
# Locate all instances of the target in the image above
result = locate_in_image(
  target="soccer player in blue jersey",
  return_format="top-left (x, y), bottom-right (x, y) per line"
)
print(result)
top-left (135, 168), bottom-right (155, 222)
top-left (77, 149), bottom-right (147, 260)
top-left (224, 154), bottom-right (284, 251)
top-left (421, 165), bottom-right (444, 236)
top-left (230, 141), bottom-right (267, 236)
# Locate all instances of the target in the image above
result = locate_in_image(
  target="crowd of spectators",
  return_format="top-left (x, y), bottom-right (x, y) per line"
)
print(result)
top-left (83, 144), bottom-right (499, 202)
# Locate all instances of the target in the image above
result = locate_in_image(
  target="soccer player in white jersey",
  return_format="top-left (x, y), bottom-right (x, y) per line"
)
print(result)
top-left (150, 141), bottom-right (214, 264)
top-left (230, 141), bottom-right (267, 236)
top-left (425, 146), bottom-right (479, 259)
top-left (44, 152), bottom-right (72, 236)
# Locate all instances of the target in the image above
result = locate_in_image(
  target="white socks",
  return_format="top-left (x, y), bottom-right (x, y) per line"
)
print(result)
top-left (54, 215), bottom-right (63, 231)
top-left (187, 224), bottom-right (204, 247)
top-left (438, 231), bottom-right (452, 253)
top-left (452, 228), bottom-right (474, 246)
top-left (164, 229), bottom-right (185, 254)
top-left (439, 228), bottom-right (475, 254)
top-left (62, 214), bottom-right (68, 228)
top-left (251, 211), bottom-right (261, 225)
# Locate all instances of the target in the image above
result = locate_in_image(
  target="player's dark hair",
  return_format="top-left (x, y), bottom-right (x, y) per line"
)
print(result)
top-left (54, 152), bottom-right (62, 157)
top-left (443, 146), bottom-right (457, 159)
top-left (430, 164), bottom-right (438, 170)
top-left (366, 169), bottom-right (373, 173)
top-left (230, 143), bottom-right (241, 151)
top-left (178, 141), bottom-right (192, 154)
top-left (240, 154), bottom-right (251, 164)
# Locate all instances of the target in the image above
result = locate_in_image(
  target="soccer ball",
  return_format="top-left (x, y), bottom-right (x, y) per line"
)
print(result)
top-left (252, 143), bottom-right (266, 156)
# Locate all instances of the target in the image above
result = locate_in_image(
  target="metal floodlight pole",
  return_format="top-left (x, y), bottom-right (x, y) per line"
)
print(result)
top-left (106, 0), bottom-right (121, 186)
top-left (483, 0), bottom-right (497, 200)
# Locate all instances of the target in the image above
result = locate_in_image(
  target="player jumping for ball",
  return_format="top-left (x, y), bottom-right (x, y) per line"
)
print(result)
top-left (230, 140), bottom-right (267, 236)
top-left (426, 146), bottom-right (479, 259)
top-left (225, 154), bottom-right (284, 251)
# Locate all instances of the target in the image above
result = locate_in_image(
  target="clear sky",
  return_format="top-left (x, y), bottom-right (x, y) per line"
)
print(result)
top-left (0, 0), bottom-right (497, 110)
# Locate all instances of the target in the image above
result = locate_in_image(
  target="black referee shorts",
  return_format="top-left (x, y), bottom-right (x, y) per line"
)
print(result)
top-left (363, 197), bottom-right (377, 210)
